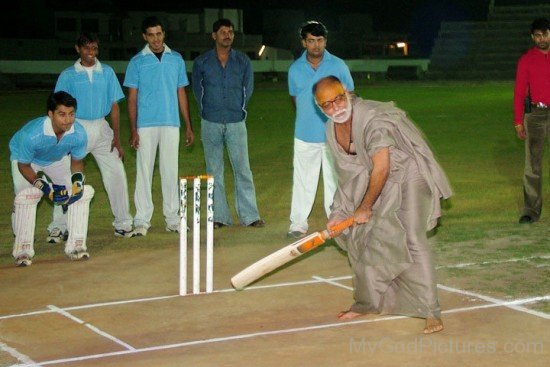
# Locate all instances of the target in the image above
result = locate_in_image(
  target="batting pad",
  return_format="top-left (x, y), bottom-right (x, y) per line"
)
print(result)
top-left (65, 185), bottom-right (95, 256)
top-left (12, 187), bottom-right (43, 259)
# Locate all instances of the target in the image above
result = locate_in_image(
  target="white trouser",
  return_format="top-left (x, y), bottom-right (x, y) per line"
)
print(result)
top-left (79, 118), bottom-right (132, 230)
top-left (289, 138), bottom-right (337, 233)
top-left (11, 157), bottom-right (72, 233)
top-left (134, 126), bottom-right (180, 229)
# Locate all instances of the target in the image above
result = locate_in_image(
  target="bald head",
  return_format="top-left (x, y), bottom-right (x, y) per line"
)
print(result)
top-left (313, 76), bottom-right (344, 99)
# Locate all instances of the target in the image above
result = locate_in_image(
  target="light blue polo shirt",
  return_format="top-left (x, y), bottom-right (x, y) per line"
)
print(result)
top-left (9, 116), bottom-right (88, 167)
top-left (123, 44), bottom-right (189, 128)
top-left (55, 59), bottom-right (125, 120)
top-left (288, 50), bottom-right (354, 143)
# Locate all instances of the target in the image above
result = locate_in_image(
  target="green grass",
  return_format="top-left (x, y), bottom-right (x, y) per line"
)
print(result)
top-left (0, 81), bottom-right (548, 300)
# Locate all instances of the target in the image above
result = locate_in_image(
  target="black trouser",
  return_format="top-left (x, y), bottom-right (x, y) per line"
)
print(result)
top-left (523, 107), bottom-right (550, 220)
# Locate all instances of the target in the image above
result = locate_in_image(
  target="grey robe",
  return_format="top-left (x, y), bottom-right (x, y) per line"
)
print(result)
top-left (327, 97), bottom-right (452, 318)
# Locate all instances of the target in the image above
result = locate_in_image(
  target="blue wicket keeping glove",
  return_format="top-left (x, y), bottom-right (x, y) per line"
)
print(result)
top-left (33, 171), bottom-right (69, 204)
top-left (65, 172), bottom-right (85, 206)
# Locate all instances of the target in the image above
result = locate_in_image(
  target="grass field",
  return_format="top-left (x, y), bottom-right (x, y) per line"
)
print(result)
top-left (0, 80), bottom-right (548, 313)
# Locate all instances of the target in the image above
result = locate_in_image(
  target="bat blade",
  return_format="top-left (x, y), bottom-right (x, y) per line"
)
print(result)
top-left (230, 232), bottom-right (322, 290)
top-left (230, 217), bottom-right (354, 290)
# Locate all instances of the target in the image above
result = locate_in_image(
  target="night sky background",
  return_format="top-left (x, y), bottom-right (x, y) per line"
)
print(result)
top-left (2, 0), bottom-right (537, 56)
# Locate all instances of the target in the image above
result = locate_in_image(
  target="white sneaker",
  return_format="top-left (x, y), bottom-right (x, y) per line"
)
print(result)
top-left (15, 255), bottom-right (32, 267)
top-left (66, 250), bottom-right (90, 261)
top-left (165, 223), bottom-right (180, 233)
top-left (114, 228), bottom-right (135, 238)
top-left (47, 228), bottom-right (68, 243)
top-left (132, 226), bottom-right (148, 237)
top-left (65, 240), bottom-right (89, 261)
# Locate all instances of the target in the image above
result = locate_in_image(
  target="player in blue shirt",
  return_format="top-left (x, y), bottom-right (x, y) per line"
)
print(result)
top-left (287, 21), bottom-right (354, 238)
top-left (55, 32), bottom-right (134, 239)
top-left (124, 16), bottom-right (194, 236)
top-left (10, 91), bottom-right (93, 266)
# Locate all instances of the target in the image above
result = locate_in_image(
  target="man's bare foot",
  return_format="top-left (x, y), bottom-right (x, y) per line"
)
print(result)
top-left (337, 310), bottom-right (364, 320)
top-left (423, 317), bottom-right (444, 334)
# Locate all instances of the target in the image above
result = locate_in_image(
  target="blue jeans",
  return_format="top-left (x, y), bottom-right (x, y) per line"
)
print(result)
top-left (201, 119), bottom-right (261, 225)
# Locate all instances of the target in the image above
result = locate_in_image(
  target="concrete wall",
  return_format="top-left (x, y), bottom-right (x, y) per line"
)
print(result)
top-left (0, 58), bottom-right (429, 88)
top-left (0, 59), bottom-right (429, 75)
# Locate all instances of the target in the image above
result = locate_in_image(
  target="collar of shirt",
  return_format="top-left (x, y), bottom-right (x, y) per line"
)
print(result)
top-left (42, 116), bottom-right (75, 137)
top-left (299, 49), bottom-right (333, 66)
top-left (216, 47), bottom-right (235, 60)
top-left (527, 47), bottom-right (549, 57)
top-left (141, 44), bottom-right (172, 56)
top-left (74, 58), bottom-right (103, 73)
top-left (200, 48), bottom-right (237, 67)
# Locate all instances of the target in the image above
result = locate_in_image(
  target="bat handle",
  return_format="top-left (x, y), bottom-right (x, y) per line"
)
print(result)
top-left (325, 217), bottom-right (355, 239)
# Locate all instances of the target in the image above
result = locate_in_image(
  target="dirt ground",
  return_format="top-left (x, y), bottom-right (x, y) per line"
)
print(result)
top-left (0, 241), bottom-right (548, 367)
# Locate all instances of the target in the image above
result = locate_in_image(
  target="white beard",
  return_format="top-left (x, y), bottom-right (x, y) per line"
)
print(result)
top-left (329, 97), bottom-right (352, 124)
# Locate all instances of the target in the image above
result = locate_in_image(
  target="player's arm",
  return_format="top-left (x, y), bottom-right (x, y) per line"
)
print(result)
top-left (70, 157), bottom-right (84, 174)
top-left (127, 87), bottom-right (139, 149)
top-left (190, 59), bottom-right (202, 104)
top-left (63, 157), bottom-right (86, 205)
top-left (17, 162), bottom-right (38, 184)
top-left (354, 147), bottom-right (390, 224)
top-left (109, 102), bottom-right (124, 158)
top-left (288, 68), bottom-right (297, 109)
top-left (513, 57), bottom-right (528, 140)
top-left (243, 57), bottom-right (253, 104)
top-left (177, 86), bottom-right (194, 147)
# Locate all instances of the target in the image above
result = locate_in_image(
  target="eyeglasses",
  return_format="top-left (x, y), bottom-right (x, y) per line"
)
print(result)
top-left (319, 93), bottom-right (347, 110)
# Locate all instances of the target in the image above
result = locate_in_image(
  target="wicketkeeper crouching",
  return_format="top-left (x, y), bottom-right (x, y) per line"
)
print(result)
top-left (13, 173), bottom-right (95, 266)
top-left (9, 91), bottom-right (94, 266)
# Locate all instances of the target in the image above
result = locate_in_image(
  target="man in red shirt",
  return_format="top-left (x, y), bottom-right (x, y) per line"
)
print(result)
top-left (513, 17), bottom-right (550, 224)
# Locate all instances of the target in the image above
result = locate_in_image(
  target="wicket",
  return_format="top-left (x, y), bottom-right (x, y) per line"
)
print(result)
top-left (179, 175), bottom-right (214, 296)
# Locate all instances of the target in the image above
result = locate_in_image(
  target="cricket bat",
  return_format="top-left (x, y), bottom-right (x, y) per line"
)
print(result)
top-left (231, 217), bottom-right (354, 290)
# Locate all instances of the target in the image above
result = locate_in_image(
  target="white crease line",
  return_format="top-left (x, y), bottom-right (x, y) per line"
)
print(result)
top-left (84, 324), bottom-right (136, 351)
top-left (226, 275), bottom-right (353, 292)
top-left (436, 254), bottom-right (550, 269)
top-left (47, 305), bottom-right (84, 324)
top-left (312, 275), bottom-right (354, 291)
top-left (0, 309), bottom-right (53, 321)
top-left (14, 294), bottom-right (550, 367)
top-left (1, 252), bottom-right (548, 321)
top-left (0, 341), bottom-right (37, 366)
top-left (64, 294), bottom-right (180, 311)
top-left (312, 275), bottom-right (550, 320)
top-left (437, 284), bottom-right (550, 319)
top-left (48, 305), bottom-right (136, 351)
top-left (0, 277), bottom-right (352, 321)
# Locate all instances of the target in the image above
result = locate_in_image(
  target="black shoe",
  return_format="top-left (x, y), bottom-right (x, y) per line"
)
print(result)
top-left (213, 222), bottom-right (225, 229)
top-left (518, 215), bottom-right (534, 224)
top-left (248, 219), bottom-right (265, 228)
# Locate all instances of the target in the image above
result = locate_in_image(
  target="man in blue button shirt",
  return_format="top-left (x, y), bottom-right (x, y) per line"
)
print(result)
top-left (124, 16), bottom-right (194, 236)
top-left (55, 32), bottom-right (134, 239)
top-left (287, 21), bottom-right (354, 239)
top-left (192, 18), bottom-right (264, 229)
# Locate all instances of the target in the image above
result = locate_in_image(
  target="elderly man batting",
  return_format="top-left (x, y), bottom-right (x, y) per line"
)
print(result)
top-left (315, 76), bottom-right (452, 334)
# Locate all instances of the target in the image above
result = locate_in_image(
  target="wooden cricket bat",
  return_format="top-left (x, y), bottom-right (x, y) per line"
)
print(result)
top-left (231, 217), bottom-right (354, 290)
